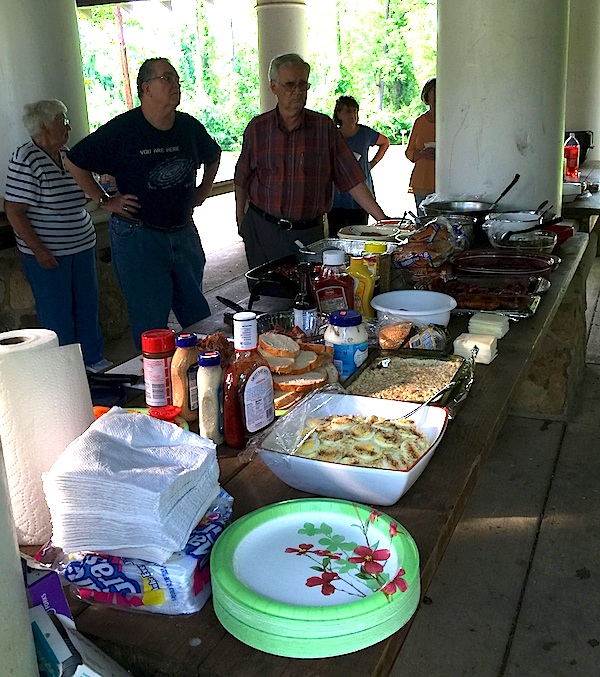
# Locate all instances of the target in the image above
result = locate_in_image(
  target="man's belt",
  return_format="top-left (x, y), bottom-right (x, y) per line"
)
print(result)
top-left (248, 203), bottom-right (322, 231)
top-left (113, 215), bottom-right (190, 232)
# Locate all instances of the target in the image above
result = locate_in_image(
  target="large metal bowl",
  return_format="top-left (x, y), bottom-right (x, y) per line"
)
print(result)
top-left (423, 200), bottom-right (494, 221)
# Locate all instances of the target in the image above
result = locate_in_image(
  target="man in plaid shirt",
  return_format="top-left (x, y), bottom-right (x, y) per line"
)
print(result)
top-left (235, 53), bottom-right (388, 268)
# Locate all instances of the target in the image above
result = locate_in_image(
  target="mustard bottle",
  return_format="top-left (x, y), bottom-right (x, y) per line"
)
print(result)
top-left (347, 257), bottom-right (375, 318)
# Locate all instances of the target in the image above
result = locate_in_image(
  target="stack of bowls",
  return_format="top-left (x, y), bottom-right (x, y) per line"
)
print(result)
top-left (210, 498), bottom-right (421, 658)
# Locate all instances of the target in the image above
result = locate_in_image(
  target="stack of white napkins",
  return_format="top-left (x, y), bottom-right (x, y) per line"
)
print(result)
top-left (453, 333), bottom-right (498, 364)
top-left (468, 312), bottom-right (510, 338)
top-left (43, 408), bottom-right (220, 564)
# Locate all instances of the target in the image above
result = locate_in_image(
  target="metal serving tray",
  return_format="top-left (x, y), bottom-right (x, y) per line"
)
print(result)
top-left (342, 348), bottom-right (474, 419)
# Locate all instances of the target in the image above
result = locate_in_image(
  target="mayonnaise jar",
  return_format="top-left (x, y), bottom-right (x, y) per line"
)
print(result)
top-left (324, 309), bottom-right (368, 379)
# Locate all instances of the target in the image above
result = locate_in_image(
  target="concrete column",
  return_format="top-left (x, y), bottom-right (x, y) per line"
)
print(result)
top-left (437, 0), bottom-right (569, 212)
top-left (566, 0), bottom-right (600, 163)
top-left (0, 0), bottom-right (88, 194)
top-left (256, 0), bottom-right (308, 112)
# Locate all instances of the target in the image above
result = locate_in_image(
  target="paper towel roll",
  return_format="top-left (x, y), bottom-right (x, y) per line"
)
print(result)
top-left (0, 444), bottom-right (39, 676)
top-left (0, 329), bottom-right (94, 545)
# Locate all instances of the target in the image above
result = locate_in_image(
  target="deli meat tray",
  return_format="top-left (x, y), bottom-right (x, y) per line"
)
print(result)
top-left (343, 349), bottom-right (474, 418)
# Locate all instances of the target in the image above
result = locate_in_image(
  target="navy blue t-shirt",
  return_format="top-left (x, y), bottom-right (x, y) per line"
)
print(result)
top-left (67, 108), bottom-right (221, 229)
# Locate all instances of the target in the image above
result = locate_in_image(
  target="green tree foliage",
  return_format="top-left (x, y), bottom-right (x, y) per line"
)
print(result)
top-left (76, 0), bottom-right (435, 149)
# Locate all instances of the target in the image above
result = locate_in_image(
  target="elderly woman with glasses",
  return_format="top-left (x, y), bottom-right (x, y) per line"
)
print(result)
top-left (4, 99), bottom-right (109, 372)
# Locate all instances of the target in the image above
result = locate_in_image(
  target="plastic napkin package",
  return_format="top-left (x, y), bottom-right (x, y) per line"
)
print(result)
top-left (37, 490), bottom-right (233, 615)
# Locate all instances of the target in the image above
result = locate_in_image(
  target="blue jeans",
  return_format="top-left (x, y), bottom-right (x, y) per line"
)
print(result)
top-left (20, 248), bottom-right (104, 366)
top-left (109, 216), bottom-right (211, 350)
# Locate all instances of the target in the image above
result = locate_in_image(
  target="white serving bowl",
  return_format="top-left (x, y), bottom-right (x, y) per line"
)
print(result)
top-left (257, 393), bottom-right (449, 506)
top-left (370, 290), bottom-right (457, 327)
top-left (562, 182), bottom-right (582, 203)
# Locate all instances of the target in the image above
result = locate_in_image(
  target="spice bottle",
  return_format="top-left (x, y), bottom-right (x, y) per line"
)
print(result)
top-left (141, 329), bottom-right (176, 407)
top-left (324, 309), bottom-right (368, 379)
top-left (223, 312), bottom-right (275, 449)
top-left (347, 256), bottom-right (375, 319)
top-left (171, 333), bottom-right (200, 422)
top-left (293, 262), bottom-right (318, 336)
top-left (313, 249), bottom-right (354, 314)
top-left (564, 132), bottom-right (580, 181)
top-left (197, 350), bottom-right (224, 445)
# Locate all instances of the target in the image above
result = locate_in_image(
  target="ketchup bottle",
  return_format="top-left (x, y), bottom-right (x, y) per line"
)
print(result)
top-left (313, 249), bottom-right (354, 314)
top-left (223, 312), bottom-right (274, 449)
top-left (564, 132), bottom-right (580, 181)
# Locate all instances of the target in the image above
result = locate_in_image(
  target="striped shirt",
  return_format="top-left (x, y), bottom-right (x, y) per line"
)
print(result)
top-left (5, 140), bottom-right (96, 256)
top-left (234, 107), bottom-right (366, 222)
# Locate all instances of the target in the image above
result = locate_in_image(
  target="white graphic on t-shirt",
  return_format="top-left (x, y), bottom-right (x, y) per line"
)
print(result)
top-left (148, 157), bottom-right (194, 189)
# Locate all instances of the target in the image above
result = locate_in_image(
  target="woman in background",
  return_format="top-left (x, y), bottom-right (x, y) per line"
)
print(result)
top-left (406, 77), bottom-right (436, 215)
top-left (329, 95), bottom-right (390, 236)
top-left (4, 99), bottom-right (110, 372)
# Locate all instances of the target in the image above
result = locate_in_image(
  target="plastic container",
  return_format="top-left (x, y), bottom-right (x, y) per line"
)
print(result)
top-left (324, 309), bottom-right (368, 379)
top-left (198, 350), bottom-right (224, 445)
top-left (347, 256), bottom-right (375, 318)
top-left (141, 329), bottom-right (176, 407)
top-left (171, 333), bottom-right (200, 422)
top-left (370, 290), bottom-right (457, 327)
top-left (564, 132), bottom-right (580, 181)
top-left (313, 249), bottom-right (354, 313)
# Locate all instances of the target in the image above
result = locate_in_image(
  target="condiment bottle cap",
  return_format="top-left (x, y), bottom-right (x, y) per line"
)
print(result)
top-left (328, 309), bottom-right (363, 326)
top-left (141, 329), bottom-right (175, 353)
top-left (364, 241), bottom-right (386, 253)
top-left (198, 350), bottom-right (221, 367)
top-left (148, 405), bottom-right (181, 422)
top-left (175, 332), bottom-right (198, 348)
top-left (322, 249), bottom-right (345, 265)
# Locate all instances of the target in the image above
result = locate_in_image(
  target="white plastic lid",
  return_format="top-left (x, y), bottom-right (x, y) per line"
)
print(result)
top-left (322, 249), bottom-right (345, 266)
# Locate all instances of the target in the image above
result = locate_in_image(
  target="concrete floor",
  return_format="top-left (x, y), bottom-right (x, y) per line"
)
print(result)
top-left (102, 162), bottom-right (600, 677)
top-left (391, 257), bottom-right (600, 677)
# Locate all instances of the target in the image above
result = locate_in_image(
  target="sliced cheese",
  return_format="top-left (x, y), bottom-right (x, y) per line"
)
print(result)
top-left (453, 332), bottom-right (498, 364)
top-left (468, 312), bottom-right (510, 339)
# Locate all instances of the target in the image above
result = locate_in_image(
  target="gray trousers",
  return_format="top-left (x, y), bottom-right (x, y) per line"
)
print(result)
top-left (240, 208), bottom-right (324, 269)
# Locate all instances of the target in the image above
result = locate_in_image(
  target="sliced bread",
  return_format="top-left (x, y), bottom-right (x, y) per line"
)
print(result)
top-left (273, 370), bottom-right (328, 392)
top-left (257, 347), bottom-right (296, 374)
top-left (274, 388), bottom-right (305, 410)
top-left (287, 350), bottom-right (319, 375)
top-left (298, 341), bottom-right (334, 357)
top-left (258, 332), bottom-right (300, 358)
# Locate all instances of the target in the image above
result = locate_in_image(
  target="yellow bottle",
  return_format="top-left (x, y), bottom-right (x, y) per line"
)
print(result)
top-left (347, 256), bottom-right (375, 318)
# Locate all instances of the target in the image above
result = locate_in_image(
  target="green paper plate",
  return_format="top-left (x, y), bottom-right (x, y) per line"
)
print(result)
top-left (213, 592), bottom-right (418, 658)
top-left (210, 498), bottom-right (419, 626)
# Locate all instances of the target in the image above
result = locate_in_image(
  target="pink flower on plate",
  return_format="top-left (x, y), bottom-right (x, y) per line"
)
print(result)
top-left (312, 549), bottom-right (341, 560)
top-left (348, 545), bottom-right (390, 574)
top-left (389, 522), bottom-right (398, 538)
top-left (306, 571), bottom-right (340, 596)
top-left (381, 568), bottom-right (408, 595)
top-left (369, 509), bottom-right (381, 524)
top-left (285, 543), bottom-right (314, 556)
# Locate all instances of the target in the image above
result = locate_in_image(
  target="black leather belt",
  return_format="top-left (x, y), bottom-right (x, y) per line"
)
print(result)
top-left (248, 202), bottom-right (322, 231)
top-left (113, 215), bottom-right (189, 232)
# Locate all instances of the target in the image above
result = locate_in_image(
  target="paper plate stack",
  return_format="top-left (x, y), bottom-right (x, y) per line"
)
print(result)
top-left (210, 498), bottom-right (420, 658)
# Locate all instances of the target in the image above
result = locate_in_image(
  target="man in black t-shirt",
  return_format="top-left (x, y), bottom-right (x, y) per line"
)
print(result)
top-left (66, 57), bottom-right (221, 349)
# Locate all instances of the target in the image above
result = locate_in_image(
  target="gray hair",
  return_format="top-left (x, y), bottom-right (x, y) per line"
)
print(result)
top-left (268, 53), bottom-right (310, 81)
top-left (137, 57), bottom-right (172, 98)
top-left (22, 100), bottom-right (68, 137)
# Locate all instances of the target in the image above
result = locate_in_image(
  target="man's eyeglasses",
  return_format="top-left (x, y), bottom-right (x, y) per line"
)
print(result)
top-left (146, 74), bottom-right (180, 85)
top-left (275, 80), bottom-right (311, 92)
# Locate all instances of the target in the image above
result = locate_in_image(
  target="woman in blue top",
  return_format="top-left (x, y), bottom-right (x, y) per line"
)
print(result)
top-left (328, 96), bottom-right (390, 236)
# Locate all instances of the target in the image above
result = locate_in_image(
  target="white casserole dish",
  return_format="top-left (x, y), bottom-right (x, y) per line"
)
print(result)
top-left (257, 393), bottom-right (449, 506)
